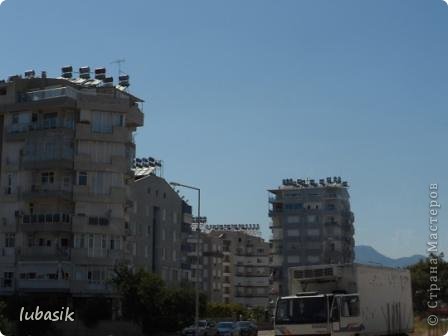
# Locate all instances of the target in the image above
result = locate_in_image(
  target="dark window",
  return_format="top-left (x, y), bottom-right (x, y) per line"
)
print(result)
top-left (41, 172), bottom-right (55, 184)
top-left (78, 172), bottom-right (87, 186)
top-left (99, 217), bottom-right (109, 226)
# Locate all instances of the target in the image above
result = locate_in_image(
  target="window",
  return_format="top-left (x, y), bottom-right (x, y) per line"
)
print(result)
top-left (340, 296), bottom-right (360, 317)
top-left (287, 256), bottom-right (300, 263)
top-left (5, 233), bottom-right (15, 247)
top-left (287, 229), bottom-right (300, 237)
top-left (43, 113), bottom-right (57, 128)
top-left (92, 111), bottom-right (123, 133)
top-left (307, 229), bottom-right (319, 236)
top-left (307, 255), bottom-right (320, 263)
top-left (3, 272), bottom-right (13, 288)
top-left (41, 172), bottom-right (55, 184)
top-left (287, 216), bottom-right (300, 224)
top-left (307, 215), bottom-right (317, 223)
top-left (63, 175), bottom-right (71, 189)
top-left (78, 172), bottom-right (87, 185)
top-left (173, 212), bottom-right (178, 224)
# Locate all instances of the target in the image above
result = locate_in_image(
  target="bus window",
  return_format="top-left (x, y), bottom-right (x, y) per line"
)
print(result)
top-left (341, 296), bottom-right (360, 317)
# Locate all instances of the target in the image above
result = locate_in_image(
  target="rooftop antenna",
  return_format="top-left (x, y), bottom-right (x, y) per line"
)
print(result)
top-left (111, 58), bottom-right (126, 78)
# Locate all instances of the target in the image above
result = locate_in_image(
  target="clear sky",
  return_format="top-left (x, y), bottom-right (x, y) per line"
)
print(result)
top-left (0, 0), bottom-right (446, 258)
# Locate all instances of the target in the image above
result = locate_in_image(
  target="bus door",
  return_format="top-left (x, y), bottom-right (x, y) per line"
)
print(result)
top-left (330, 294), bottom-right (362, 335)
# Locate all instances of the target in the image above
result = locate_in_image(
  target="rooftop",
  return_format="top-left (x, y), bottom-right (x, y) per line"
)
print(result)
top-left (270, 177), bottom-right (349, 192)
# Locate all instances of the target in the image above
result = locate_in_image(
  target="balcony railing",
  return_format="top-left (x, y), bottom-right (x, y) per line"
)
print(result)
top-left (21, 86), bottom-right (78, 102)
top-left (7, 119), bottom-right (75, 134)
top-left (22, 148), bottom-right (73, 163)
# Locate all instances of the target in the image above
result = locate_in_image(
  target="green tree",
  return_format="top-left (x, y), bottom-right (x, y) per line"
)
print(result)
top-left (113, 265), bottom-right (165, 334)
top-left (0, 301), bottom-right (13, 335)
top-left (408, 253), bottom-right (448, 313)
top-left (113, 265), bottom-right (206, 335)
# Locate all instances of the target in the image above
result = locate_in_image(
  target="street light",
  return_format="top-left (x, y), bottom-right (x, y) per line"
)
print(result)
top-left (170, 181), bottom-right (201, 335)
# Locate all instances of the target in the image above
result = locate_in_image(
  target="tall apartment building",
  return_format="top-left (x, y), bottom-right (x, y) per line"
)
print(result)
top-left (212, 230), bottom-right (270, 308)
top-left (268, 177), bottom-right (355, 297)
top-left (0, 69), bottom-right (143, 298)
top-left (129, 170), bottom-right (193, 286)
top-left (186, 232), bottom-right (224, 303)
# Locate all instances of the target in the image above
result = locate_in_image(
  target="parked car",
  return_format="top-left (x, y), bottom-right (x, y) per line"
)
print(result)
top-left (181, 320), bottom-right (218, 336)
top-left (216, 321), bottom-right (235, 336)
top-left (231, 321), bottom-right (257, 336)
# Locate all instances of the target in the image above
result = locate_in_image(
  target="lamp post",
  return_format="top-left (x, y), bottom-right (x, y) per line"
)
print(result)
top-left (170, 182), bottom-right (202, 335)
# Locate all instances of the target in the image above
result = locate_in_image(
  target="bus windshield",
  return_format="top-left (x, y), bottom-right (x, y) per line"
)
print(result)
top-left (275, 296), bottom-right (327, 325)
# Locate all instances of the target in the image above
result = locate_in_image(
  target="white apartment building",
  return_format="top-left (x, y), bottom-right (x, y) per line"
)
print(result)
top-left (0, 69), bottom-right (143, 298)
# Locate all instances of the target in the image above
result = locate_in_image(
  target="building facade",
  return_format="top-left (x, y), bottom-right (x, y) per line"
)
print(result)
top-left (187, 229), bottom-right (269, 308)
top-left (213, 230), bottom-right (270, 308)
top-left (0, 72), bottom-right (143, 298)
top-left (269, 177), bottom-right (355, 297)
top-left (186, 232), bottom-right (224, 303)
top-left (129, 172), bottom-right (193, 286)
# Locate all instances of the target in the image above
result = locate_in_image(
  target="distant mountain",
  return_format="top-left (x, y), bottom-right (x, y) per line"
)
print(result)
top-left (355, 245), bottom-right (425, 268)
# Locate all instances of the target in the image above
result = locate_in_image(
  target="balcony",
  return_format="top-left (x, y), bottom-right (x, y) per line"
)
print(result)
top-left (21, 185), bottom-right (72, 202)
top-left (6, 119), bottom-right (75, 141)
top-left (75, 123), bottom-right (133, 143)
top-left (126, 105), bottom-right (144, 127)
top-left (74, 153), bottom-right (130, 173)
top-left (17, 279), bottom-right (70, 292)
top-left (73, 185), bottom-right (127, 204)
top-left (25, 86), bottom-right (78, 102)
top-left (18, 247), bottom-right (70, 262)
top-left (72, 215), bottom-right (125, 235)
top-left (19, 222), bottom-right (72, 233)
top-left (3, 158), bottom-right (20, 172)
top-left (0, 187), bottom-right (20, 202)
top-left (77, 92), bottom-right (130, 113)
top-left (70, 280), bottom-right (111, 294)
top-left (22, 149), bottom-right (73, 170)
top-left (5, 87), bottom-right (77, 112)
top-left (0, 247), bottom-right (15, 263)
top-left (269, 196), bottom-right (282, 203)
top-left (71, 248), bottom-right (124, 266)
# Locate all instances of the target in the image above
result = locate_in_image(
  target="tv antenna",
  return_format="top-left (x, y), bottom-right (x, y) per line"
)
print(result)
top-left (111, 58), bottom-right (126, 78)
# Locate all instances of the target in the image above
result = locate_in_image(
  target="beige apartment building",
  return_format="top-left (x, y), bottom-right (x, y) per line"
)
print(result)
top-left (129, 171), bottom-right (193, 286)
top-left (212, 230), bottom-right (270, 308)
top-left (0, 70), bottom-right (143, 298)
top-left (186, 232), bottom-right (224, 303)
top-left (187, 228), bottom-right (270, 308)
top-left (269, 177), bottom-right (355, 297)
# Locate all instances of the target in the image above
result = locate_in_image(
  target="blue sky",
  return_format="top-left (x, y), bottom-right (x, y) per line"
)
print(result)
top-left (0, 0), bottom-right (446, 258)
